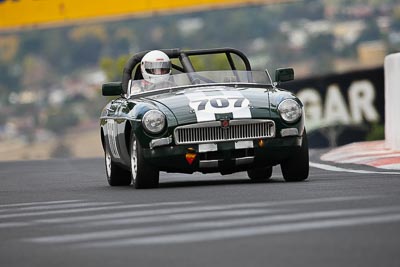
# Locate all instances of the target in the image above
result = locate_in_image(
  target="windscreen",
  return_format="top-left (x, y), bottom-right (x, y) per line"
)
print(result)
top-left (130, 70), bottom-right (272, 94)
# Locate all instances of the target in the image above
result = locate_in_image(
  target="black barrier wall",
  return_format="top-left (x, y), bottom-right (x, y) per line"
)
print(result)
top-left (284, 67), bottom-right (384, 148)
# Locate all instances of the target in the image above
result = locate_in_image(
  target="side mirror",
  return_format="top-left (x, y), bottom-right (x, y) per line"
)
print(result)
top-left (275, 68), bottom-right (294, 83)
top-left (102, 82), bottom-right (123, 96)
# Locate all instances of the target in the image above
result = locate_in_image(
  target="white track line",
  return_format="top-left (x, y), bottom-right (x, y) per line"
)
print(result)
top-left (310, 162), bottom-right (400, 175)
top-left (81, 208), bottom-right (400, 247)
top-left (29, 206), bottom-right (400, 244)
top-left (80, 209), bottom-right (279, 227)
top-left (0, 200), bottom-right (83, 208)
top-left (0, 202), bottom-right (120, 213)
top-left (379, 163), bottom-right (400, 170)
top-left (0, 222), bottom-right (31, 228)
top-left (34, 196), bottom-right (376, 224)
top-left (0, 201), bottom-right (196, 219)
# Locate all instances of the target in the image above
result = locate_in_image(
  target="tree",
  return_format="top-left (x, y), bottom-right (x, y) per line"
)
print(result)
top-left (99, 55), bottom-right (129, 81)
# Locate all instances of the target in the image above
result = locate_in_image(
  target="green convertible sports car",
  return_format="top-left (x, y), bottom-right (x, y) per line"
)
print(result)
top-left (100, 47), bottom-right (309, 188)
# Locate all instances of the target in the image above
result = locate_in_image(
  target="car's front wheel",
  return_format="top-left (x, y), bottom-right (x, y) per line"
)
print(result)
top-left (247, 166), bottom-right (273, 181)
top-left (105, 148), bottom-right (132, 186)
top-left (280, 130), bottom-right (309, 182)
top-left (130, 134), bottom-right (159, 189)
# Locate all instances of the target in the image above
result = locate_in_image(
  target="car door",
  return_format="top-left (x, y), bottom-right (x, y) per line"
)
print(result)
top-left (104, 98), bottom-right (125, 163)
top-left (114, 97), bottom-right (132, 165)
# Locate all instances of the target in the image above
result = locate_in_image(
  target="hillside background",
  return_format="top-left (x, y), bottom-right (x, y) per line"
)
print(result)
top-left (1, 0), bottom-right (400, 161)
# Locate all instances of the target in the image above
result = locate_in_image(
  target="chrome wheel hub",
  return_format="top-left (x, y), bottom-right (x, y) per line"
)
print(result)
top-left (105, 150), bottom-right (112, 178)
top-left (131, 139), bottom-right (138, 180)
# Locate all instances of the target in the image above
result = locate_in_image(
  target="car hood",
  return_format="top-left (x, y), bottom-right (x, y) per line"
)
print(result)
top-left (143, 86), bottom-right (271, 125)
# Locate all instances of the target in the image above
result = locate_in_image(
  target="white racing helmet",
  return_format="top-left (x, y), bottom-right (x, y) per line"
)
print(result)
top-left (141, 50), bottom-right (171, 83)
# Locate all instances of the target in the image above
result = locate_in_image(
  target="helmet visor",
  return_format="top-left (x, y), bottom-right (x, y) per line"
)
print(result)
top-left (143, 61), bottom-right (171, 75)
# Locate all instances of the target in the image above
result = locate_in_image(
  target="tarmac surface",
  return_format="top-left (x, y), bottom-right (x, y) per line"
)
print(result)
top-left (0, 149), bottom-right (400, 267)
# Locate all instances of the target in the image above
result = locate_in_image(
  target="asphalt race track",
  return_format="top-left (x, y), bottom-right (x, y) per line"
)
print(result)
top-left (1, 150), bottom-right (400, 267)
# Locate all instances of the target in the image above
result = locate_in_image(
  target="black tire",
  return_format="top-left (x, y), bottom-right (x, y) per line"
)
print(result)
top-left (280, 130), bottom-right (309, 182)
top-left (105, 148), bottom-right (132, 186)
top-left (247, 166), bottom-right (273, 181)
top-left (130, 134), bottom-right (159, 189)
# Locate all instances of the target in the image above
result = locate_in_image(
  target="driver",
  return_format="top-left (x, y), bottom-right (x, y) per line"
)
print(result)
top-left (141, 50), bottom-right (171, 83)
top-left (130, 50), bottom-right (173, 93)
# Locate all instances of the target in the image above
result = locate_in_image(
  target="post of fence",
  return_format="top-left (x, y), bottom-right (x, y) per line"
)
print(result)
top-left (384, 53), bottom-right (400, 151)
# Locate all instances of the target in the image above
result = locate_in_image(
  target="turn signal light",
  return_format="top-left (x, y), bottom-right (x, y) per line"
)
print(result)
top-left (258, 139), bottom-right (264, 147)
top-left (186, 153), bottom-right (196, 165)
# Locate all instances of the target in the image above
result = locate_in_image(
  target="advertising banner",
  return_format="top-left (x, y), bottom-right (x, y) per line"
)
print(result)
top-left (285, 67), bottom-right (384, 147)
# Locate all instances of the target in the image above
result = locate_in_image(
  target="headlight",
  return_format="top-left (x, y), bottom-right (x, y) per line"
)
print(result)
top-left (142, 110), bottom-right (166, 134)
top-left (278, 99), bottom-right (302, 123)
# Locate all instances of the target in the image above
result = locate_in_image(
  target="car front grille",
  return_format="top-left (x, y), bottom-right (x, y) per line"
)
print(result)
top-left (174, 119), bottom-right (275, 145)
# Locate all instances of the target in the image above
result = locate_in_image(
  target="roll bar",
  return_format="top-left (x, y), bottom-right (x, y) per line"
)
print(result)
top-left (121, 47), bottom-right (252, 93)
